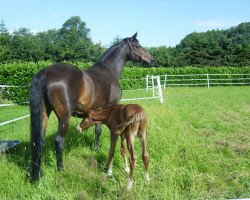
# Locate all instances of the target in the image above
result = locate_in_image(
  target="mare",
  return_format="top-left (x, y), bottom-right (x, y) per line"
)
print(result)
top-left (30, 33), bottom-right (155, 181)
top-left (77, 104), bottom-right (149, 190)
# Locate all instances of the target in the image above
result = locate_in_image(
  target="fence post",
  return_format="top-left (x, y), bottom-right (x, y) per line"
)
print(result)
top-left (152, 76), bottom-right (155, 97)
top-left (156, 76), bottom-right (164, 103)
top-left (146, 75), bottom-right (149, 93)
top-left (207, 73), bottom-right (210, 88)
top-left (164, 74), bottom-right (167, 89)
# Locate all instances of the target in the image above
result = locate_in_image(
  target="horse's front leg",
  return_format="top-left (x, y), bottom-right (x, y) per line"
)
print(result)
top-left (94, 123), bottom-right (102, 150)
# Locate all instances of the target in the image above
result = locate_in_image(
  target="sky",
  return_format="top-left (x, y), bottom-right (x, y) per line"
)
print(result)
top-left (0, 0), bottom-right (249, 47)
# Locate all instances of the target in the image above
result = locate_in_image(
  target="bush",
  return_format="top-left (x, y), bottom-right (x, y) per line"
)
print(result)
top-left (0, 61), bottom-right (249, 103)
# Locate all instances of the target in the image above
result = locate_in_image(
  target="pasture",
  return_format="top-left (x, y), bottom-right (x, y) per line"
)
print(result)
top-left (0, 86), bottom-right (249, 199)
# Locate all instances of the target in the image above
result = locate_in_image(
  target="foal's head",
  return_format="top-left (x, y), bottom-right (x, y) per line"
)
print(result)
top-left (80, 107), bottom-right (114, 130)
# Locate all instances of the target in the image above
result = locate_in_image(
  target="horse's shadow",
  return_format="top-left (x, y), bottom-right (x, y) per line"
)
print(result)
top-left (3, 123), bottom-right (109, 181)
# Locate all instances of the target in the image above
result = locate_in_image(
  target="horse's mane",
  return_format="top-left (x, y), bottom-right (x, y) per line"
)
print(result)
top-left (94, 38), bottom-right (129, 67)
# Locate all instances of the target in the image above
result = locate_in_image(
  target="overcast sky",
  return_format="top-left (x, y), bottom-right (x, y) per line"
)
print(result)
top-left (1, 0), bottom-right (249, 47)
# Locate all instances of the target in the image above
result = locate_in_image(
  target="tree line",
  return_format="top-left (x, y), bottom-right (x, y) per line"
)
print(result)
top-left (0, 16), bottom-right (249, 67)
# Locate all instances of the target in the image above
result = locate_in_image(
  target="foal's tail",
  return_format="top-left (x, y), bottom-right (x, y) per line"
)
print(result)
top-left (29, 69), bottom-right (47, 181)
top-left (115, 112), bottom-right (143, 134)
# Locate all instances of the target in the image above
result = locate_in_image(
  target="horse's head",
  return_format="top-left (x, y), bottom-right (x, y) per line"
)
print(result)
top-left (127, 32), bottom-right (155, 67)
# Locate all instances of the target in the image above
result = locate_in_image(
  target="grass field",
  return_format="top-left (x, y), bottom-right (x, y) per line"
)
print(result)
top-left (0, 86), bottom-right (249, 199)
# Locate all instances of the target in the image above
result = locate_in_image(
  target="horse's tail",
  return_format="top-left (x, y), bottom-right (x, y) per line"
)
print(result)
top-left (115, 112), bottom-right (143, 134)
top-left (29, 69), bottom-right (47, 181)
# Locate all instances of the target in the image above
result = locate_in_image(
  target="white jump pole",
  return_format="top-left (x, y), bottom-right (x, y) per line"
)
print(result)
top-left (152, 76), bottom-right (155, 97)
top-left (164, 74), bottom-right (167, 89)
top-left (146, 75), bottom-right (149, 93)
top-left (156, 76), bottom-right (164, 103)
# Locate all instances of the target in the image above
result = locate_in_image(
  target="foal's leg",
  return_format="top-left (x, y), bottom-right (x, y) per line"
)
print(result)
top-left (55, 116), bottom-right (70, 171)
top-left (94, 123), bottom-right (102, 151)
top-left (138, 130), bottom-right (150, 182)
top-left (107, 131), bottom-right (119, 176)
top-left (120, 133), bottom-right (130, 174)
top-left (125, 127), bottom-right (137, 190)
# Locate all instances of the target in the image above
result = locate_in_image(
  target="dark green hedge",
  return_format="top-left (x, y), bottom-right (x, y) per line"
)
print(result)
top-left (0, 61), bottom-right (249, 103)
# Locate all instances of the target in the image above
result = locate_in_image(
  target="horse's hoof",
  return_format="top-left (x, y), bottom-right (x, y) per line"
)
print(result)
top-left (94, 145), bottom-right (99, 151)
top-left (127, 180), bottom-right (133, 190)
top-left (107, 169), bottom-right (112, 177)
top-left (77, 125), bottom-right (82, 133)
top-left (30, 171), bottom-right (42, 182)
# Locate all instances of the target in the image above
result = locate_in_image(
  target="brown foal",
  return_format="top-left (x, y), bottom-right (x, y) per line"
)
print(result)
top-left (77, 104), bottom-right (150, 189)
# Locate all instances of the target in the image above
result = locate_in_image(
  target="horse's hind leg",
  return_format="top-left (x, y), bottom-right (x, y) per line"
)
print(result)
top-left (55, 116), bottom-right (70, 171)
top-left (94, 123), bottom-right (102, 150)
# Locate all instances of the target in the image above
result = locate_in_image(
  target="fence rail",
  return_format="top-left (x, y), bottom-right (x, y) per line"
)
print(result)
top-left (160, 73), bottom-right (250, 88)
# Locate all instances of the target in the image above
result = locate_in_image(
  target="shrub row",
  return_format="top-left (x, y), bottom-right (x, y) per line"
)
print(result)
top-left (0, 61), bottom-right (249, 102)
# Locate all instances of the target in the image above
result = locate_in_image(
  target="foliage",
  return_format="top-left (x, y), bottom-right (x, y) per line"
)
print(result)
top-left (0, 61), bottom-right (249, 102)
top-left (0, 17), bottom-right (249, 67)
top-left (0, 87), bottom-right (249, 199)
top-left (0, 16), bottom-right (106, 63)
top-left (173, 22), bottom-right (250, 67)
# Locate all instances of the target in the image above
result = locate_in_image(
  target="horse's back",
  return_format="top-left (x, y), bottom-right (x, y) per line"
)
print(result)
top-left (45, 63), bottom-right (84, 115)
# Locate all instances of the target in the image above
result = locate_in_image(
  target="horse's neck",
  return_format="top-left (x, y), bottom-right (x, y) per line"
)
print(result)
top-left (101, 45), bottom-right (128, 79)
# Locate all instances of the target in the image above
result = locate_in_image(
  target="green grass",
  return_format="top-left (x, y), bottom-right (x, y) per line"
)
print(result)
top-left (0, 86), bottom-right (249, 199)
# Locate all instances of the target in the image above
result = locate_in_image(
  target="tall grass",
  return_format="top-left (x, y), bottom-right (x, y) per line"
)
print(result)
top-left (0, 86), bottom-right (249, 199)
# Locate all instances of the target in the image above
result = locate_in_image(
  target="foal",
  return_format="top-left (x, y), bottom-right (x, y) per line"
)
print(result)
top-left (77, 104), bottom-right (150, 189)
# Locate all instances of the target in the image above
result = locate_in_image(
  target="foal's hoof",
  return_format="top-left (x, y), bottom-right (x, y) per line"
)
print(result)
top-left (127, 180), bottom-right (133, 190)
top-left (107, 169), bottom-right (112, 177)
top-left (124, 166), bottom-right (130, 174)
top-left (77, 125), bottom-right (82, 133)
top-left (146, 173), bottom-right (150, 183)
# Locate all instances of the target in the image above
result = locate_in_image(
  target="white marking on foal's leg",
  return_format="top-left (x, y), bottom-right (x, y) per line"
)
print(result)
top-left (77, 125), bottom-right (82, 133)
top-left (146, 173), bottom-right (150, 182)
top-left (127, 179), bottom-right (133, 190)
top-left (107, 169), bottom-right (112, 177)
top-left (124, 158), bottom-right (130, 174)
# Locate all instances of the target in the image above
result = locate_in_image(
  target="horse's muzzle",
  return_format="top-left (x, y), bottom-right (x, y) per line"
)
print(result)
top-left (147, 58), bottom-right (156, 67)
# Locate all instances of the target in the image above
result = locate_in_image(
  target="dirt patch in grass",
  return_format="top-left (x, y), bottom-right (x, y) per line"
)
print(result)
top-left (215, 140), bottom-right (249, 156)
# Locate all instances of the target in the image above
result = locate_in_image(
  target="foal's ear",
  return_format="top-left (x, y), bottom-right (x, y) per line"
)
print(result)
top-left (130, 32), bottom-right (138, 41)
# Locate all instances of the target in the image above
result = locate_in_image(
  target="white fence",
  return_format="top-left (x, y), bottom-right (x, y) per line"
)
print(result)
top-left (0, 85), bottom-right (30, 126)
top-left (160, 73), bottom-right (250, 88)
top-left (122, 75), bottom-right (163, 103)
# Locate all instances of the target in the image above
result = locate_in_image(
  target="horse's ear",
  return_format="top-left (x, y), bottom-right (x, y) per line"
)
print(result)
top-left (130, 32), bottom-right (138, 41)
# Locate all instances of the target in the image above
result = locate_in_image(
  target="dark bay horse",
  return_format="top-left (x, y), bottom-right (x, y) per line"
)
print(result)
top-left (30, 33), bottom-right (155, 181)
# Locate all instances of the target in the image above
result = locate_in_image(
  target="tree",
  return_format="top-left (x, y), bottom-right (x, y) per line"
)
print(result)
top-left (57, 16), bottom-right (92, 61)
top-left (0, 20), bottom-right (8, 34)
top-left (0, 20), bottom-right (11, 62)
top-left (148, 46), bottom-right (173, 67)
top-left (36, 29), bottom-right (60, 61)
top-left (110, 35), bottom-right (122, 46)
top-left (9, 28), bottom-right (43, 62)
